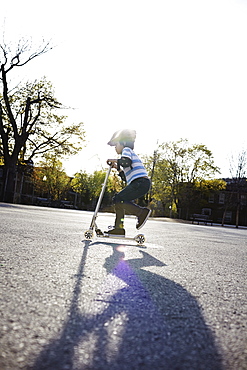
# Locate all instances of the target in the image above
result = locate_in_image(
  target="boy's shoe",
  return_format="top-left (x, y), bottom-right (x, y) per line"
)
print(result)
top-left (136, 208), bottom-right (151, 230)
top-left (104, 228), bottom-right (126, 236)
top-left (96, 228), bottom-right (104, 236)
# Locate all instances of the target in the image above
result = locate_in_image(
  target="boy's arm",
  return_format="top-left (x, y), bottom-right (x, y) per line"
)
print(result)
top-left (107, 157), bottom-right (131, 182)
top-left (117, 156), bottom-right (132, 169)
top-left (118, 170), bottom-right (126, 182)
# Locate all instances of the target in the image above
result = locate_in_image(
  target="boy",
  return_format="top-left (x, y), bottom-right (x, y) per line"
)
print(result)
top-left (105, 129), bottom-right (151, 236)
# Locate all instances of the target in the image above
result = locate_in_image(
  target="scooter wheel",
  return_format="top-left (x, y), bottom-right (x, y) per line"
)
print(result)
top-left (135, 234), bottom-right (145, 245)
top-left (84, 230), bottom-right (93, 240)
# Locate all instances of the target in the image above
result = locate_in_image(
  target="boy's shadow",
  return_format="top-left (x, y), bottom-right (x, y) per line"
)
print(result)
top-left (31, 242), bottom-right (223, 370)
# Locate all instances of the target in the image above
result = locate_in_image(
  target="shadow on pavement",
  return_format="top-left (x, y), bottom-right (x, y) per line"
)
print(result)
top-left (31, 241), bottom-right (223, 370)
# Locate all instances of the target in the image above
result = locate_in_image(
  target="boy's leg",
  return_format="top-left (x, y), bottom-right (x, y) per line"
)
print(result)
top-left (111, 201), bottom-right (150, 232)
top-left (105, 201), bottom-right (125, 235)
top-left (114, 178), bottom-right (151, 229)
top-left (113, 199), bottom-right (143, 223)
top-left (114, 201), bottom-right (125, 229)
top-left (117, 178), bottom-right (150, 202)
top-left (105, 178), bottom-right (151, 235)
top-left (120, 200), bottom-right (143, 218)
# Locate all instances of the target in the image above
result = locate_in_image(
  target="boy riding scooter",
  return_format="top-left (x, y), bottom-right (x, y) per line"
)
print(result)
top-left (105, 129), bottom-right (151, 236)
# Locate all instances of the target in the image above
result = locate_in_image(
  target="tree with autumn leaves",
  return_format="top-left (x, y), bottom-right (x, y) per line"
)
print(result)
top-left (71, 169), bottom-right (124, 210)
top-left (144, 139), bottom-right (226, 218)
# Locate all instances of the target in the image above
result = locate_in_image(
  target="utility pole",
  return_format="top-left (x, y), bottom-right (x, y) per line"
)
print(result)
top-left (148, 141), bottom-right (159, 203)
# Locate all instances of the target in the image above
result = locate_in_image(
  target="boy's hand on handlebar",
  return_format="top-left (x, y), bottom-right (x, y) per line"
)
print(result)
top-left (107, 159), bottom-right (118, 168)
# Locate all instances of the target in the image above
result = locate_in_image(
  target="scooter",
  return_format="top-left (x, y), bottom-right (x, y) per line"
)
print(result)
top-left (84, 162), bottom-right (146, 245)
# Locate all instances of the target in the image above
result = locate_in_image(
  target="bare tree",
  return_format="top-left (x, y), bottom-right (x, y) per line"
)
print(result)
top-left (0, 39), bottom-right (85, 203)
top-left (229, 150), bottom-right (247, 180)
top-left (222, 149), bottom-right (247, 227)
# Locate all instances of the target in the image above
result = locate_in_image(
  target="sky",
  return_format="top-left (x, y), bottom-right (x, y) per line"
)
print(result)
top-left (1, 0), bottom-right (247, 178)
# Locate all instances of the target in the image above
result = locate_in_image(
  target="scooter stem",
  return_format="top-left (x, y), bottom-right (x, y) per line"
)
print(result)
top-left (89, 164), bottom-right (112, 230)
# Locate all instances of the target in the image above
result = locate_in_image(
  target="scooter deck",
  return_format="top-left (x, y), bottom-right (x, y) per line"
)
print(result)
top-left (98, 233), bottom-right (146, 245)
top-left (84, 229), bottom-right (145, 245)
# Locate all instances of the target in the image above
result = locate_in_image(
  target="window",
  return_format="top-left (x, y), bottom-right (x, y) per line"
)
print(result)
top-left (219, 193), bottom-right (225, 204)
top-left (225, 211), bottom-right (232, 222)
top-left (202, 208), bottom-right (212, 216)
top-left (240, 195), bottom-right (246, 206)
top-left (208, 194), bottom-right (214, 203)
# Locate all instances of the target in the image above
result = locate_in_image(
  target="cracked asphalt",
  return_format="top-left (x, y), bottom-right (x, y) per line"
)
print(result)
top-left (0, 203), bottom-right (246, 369)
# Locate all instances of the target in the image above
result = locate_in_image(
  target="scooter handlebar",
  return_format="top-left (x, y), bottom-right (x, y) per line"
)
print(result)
top-left (107, 159), bottom-right (118, 167)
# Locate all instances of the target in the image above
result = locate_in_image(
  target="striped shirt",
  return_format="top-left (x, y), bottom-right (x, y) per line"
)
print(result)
top-left (121, 147), bottom-right (149, 185)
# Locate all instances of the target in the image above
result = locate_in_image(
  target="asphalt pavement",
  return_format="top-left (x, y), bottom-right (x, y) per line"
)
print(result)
top-left (0, 203), bottom-right (246, 370)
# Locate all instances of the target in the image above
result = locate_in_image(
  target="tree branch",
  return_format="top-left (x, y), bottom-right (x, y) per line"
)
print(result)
top-left (1, 64), bottom-right (19, 139)
top-left (27, 134), bottom-right (67, 160)
top-left (0, 102), bottom-right (11, 161)
top-left (5, 40), bottom-right (53, 73)
top-left (22, 97), bottom-right (31, 134)
top-left (0, 43), bottom-right (8, 66)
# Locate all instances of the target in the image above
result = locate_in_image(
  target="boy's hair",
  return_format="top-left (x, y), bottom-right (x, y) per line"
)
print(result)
top-left (119, 141), bottom-right (134, 149)
top-left (107, 129), bottom-right (136, 147)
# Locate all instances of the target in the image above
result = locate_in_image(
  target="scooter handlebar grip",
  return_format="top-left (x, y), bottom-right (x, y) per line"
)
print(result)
top-left (107, 159), bottom-right (116, 166)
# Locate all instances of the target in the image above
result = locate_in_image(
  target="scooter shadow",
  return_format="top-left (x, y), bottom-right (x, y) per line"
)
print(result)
top-left (31, 241), bottom-right (223, 370)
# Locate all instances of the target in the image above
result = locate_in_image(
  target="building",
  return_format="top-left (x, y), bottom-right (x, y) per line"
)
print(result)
top-left (198, 178), bottom-right (247, 227)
